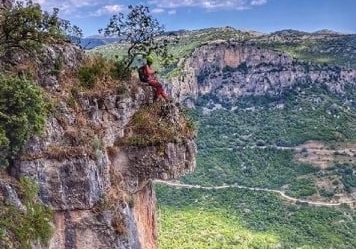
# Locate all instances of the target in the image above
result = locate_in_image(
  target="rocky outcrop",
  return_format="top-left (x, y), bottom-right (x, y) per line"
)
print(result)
top-left (170, 41), bottom-right (356, 105)
top-left (1, 41), bottom-right (196, 249)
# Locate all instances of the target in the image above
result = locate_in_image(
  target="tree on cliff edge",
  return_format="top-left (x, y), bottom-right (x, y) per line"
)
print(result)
top-left (0, 0), bottom-right (82, 63)
top-left (99, 4), bottom-right (178, 71)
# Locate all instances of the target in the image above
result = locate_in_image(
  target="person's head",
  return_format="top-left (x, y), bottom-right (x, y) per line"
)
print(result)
top-left (146, 55), bottom-right (153, 65)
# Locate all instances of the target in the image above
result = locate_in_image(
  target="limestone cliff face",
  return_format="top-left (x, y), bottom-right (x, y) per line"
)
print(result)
top-left (170, 41), bottom-right (356, 105)
top-left (1, 42), bottom-right (196, 249)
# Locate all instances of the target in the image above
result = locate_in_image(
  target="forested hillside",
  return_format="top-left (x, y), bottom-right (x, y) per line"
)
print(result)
top-left (156, 86), bottom-right (356, 248)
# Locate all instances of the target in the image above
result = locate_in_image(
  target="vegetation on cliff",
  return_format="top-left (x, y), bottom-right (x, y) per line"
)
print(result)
top-left (0, 2), bottom-right (197, 248)
top-left (0, 75), bottom-right (46, 167)
top-left (0, 0), bottom-right (82, 63)
top-left (0, 1), bottom-right (82, 247)
top-left (98, 3), bottom-right (178, 80)
top-left (117, 101), bottom-right (195, 147)
top-left (0, 176), bottom-right (53, 249)
top-left (0, 0), bottom-right (85, 168)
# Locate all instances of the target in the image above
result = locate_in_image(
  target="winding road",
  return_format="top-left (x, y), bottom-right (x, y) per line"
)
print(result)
top-left (154, 180), bottom-right (355, 207)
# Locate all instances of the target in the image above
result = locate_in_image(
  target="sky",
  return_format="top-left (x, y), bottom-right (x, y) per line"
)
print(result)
top-left (28, 0), bottom-right (356, 37)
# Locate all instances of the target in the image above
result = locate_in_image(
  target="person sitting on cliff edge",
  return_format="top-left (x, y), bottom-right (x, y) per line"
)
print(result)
top-left (142, 55), bottom-right (169, 102)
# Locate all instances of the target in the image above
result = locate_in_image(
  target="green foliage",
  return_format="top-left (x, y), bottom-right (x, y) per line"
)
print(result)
top-left (59, 19), bottom-right (83, 45)
top-left (0, 128), bottom-right (10, 167)
top-left (78, 65), bottom-right (102, 89)
top-left (0, 0), bottom-right (82, 60)
top-left (78, 55), bottom-right (108, 88)
top-left (156, 81), bottom-right (356, 248)
top-left (158, 205), bottom-right (279, 249)
top-left (0, 75), bottom-right (46, 164)
top-left (117, 102), bottom-right (196, 147)
top-left (0, 0), bottom-right (57, 54)
top-left (181, 88), bottom-right (356, 189)
top-left (0, 177), bottom-right (53, 249)
top-left (319, 188), bottom-right (334, 198)
top-left (99, 4), bottom-right (178, 69)
top-left (285, 178), bottom-right (317, 197)
top-left (110, 57), bottom-right (132, 80)
top-left (78, 54), bottom-right (133, 88)
top-left (335, 164), bottom-right (356, 192)
top-left (156, 185), bottom-right (356, 249)
top-left (258, 38), bottom-right (356, 69)
top-left (49, 55), bottom-right (63, 76)
top-left (181, 85), bottom-right (356, 197)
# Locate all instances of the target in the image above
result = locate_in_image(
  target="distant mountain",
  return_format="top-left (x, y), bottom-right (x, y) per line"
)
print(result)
top-left (79, 36), bottom-right (120, 49)
top-left (312, 29), bottom-right (344, 35)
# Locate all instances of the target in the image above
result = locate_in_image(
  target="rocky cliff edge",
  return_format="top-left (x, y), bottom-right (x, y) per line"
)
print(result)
top-left (0, 42), bottom-right (196, 249)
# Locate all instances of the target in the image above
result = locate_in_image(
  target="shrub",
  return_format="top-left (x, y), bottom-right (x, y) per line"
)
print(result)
top-left (117, 102), bottom-right (196, 147)
top-left (49, 56), bottom-right (63, 76)
top-left (78, 66), bottom-right (102, 88)
top-left (77, 55), bottom-right (106, 88)
top-left (78, 55), bottom-right (132, 89)
top-left (319, 188), bottom-right (334, 198)
top-left (0, 129), bottom-right (10, 167)
top-left (110, 58), bottom-right (132, 80)
top-left (0, 75), bottom-right (46, 165)
top-left (285, 178), bottom-right (317, 197)
top-left (0, 177), bottom-right (53, 249)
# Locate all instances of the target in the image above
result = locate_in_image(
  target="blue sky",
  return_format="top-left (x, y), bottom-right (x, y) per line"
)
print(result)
top-left (31, 0), bottom-right (356, 37)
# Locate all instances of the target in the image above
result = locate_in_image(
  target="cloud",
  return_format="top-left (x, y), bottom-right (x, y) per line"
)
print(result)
top-left (27, 0), bottom-right (104, 15)
top-left (148, 0), bottom-right (268, 10)
top-left (151, 8), bottom-right (177, 15)
top-left (33, 0), bottom-right (46, 4)
top-left (93, 4), bottom-right (125, 16)
top-left (251, 0), bottom-right (267, 6)
top-left (20, 0), bottom-right (268, 19)
top-left (151, 8), bottom-right (165, 14)
top-left (30, 0), bottom-right (99, 8)
top-left (168, 9), bottom-right (176, 15)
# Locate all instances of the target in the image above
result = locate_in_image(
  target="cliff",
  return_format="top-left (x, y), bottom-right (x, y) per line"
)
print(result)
top-left (170, 41), bottom-right (356, 106)
top-left (0, 41), bottom-right (196, 249)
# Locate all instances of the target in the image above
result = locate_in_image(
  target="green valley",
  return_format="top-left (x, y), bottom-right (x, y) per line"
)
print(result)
top-left (156, 186), bottom-right (355, 249)
top-left (155, 83), bottom-right (356, 248)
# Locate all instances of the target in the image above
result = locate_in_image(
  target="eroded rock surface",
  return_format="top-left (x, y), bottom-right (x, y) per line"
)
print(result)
top-left (170, 42), bottom-right (356, 105)
top-left (1, 41), bottom-right (196, 249)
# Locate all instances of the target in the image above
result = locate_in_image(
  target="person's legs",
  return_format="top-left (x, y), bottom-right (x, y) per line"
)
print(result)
top-left (156, 85), bottom-right (168, 100)
top-left (149, 80), bottom-right (168, 101)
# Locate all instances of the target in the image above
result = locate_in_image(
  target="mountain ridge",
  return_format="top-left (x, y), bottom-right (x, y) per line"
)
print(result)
top-left (83, 27), bottom-right (355, 51)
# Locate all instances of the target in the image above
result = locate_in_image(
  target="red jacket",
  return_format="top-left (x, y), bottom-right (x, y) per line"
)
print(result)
top-left (144, 64), bottom-right (157, 82)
